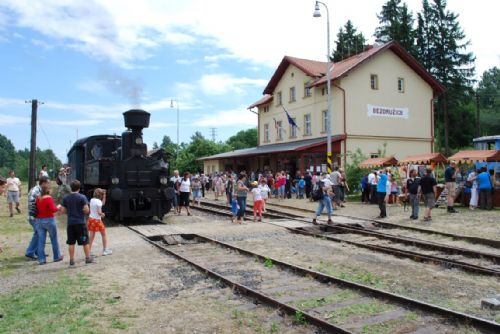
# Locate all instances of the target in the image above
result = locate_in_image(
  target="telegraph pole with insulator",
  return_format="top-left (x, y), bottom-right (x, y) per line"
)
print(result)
top-left (25, 99), bottom-right (44, 190)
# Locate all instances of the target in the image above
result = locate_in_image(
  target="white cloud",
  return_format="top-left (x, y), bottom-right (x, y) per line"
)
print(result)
top-left (0, 114), bottom-right (30, 125)
top-left (31, 38), bottom-right (54, 50)
top-left (0, 0), bottom-right (497, 76)
top-left (193, 106), bottom-right (257, 127)
top-left (199, 74), bottom-right (267, 96)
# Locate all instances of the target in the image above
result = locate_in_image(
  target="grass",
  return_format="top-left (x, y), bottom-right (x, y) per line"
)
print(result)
top-left (315, 261), bottom-right (383, 288)
top-left (293, 310), bottom-right (307, 325)
top-left (0, 274), bottom-right (98, 334)
top-left (324, 300), bottom-right (395, 323)
top-left (264, 257), bottom-right (274, 268)
top-left (291, 290), bottom-right (358, 309)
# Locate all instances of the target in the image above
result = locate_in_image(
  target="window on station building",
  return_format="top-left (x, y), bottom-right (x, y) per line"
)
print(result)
top-left (370, 74), bottom-right (379, 90)
top-left (289, 118), bottom-right (297, 138)
top-left (276, 120), bottom-right (283, 140)
top-left (289, 86), bottom-right (296, 102)
top-left (304, 84), bottom-right (312, 98)
top-left (398, 78), bottom-right (405, 93)
top-left (321, 110), bottom-right (328, 133)
top-left (276, 91), bottom-right (282, 106)
top-left (321, 87), bottom-right (326, 96)
top-left (262, 105), bottom-right (270, 113)
top-left (263, 123), bottom-right (270, 142)
top-left (370, 153), bottom-right (379, 158)
top-left (304, 114), bottom-right (312, 136)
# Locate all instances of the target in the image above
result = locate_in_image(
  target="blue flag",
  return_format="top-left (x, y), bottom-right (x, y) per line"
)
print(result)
top-left (283, 106), bottom-right (299, 130)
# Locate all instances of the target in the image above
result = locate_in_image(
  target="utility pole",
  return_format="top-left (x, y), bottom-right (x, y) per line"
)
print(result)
top-left (475, 92), bottom-right (481, 137)
top-left (210, 128), bottom-right (217, 142)
top-left (25, 99), bottom-right (43, 190)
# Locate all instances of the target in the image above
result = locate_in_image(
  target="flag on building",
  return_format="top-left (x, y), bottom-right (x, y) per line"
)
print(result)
top-left (283, 106), bottom-right (299, 130)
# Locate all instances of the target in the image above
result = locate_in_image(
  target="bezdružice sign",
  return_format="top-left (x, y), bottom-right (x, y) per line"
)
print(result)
top-left (367, 104), bottom-right (409, 119)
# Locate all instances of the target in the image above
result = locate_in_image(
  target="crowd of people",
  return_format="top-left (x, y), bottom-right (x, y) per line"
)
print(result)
top-left (0, 166), bottom-right (112, 265)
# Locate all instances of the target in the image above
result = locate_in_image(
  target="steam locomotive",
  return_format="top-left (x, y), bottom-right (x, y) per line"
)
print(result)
top-left (67, 109), bottom-right (176, 221)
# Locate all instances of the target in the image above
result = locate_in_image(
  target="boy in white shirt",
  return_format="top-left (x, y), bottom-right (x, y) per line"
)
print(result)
top-left (258, 179), bottom-right (271, 213)
top-left (251, 181), bottom-right (263, 222)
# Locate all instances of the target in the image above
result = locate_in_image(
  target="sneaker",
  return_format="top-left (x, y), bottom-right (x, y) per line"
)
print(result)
top-left (25, 254), bottom-right (37, 261)
top-left (69, 260), bottom-right (75, 266)
top-left (327, 219), bottom-right (334, 225)
top-left (16, 208), bottom-right (21, 214)
top-left (102, 249), bottom-right (113, 256)
top-left (412, 216), bottom-right (418, 220)
top-left (449, 208), bottom-right (458, 213)
top-left (312, 218), bottom-right (318, 225)
top-left (85, 257), bottom-right (94, 264)
top-left (38, 261), bottom-right (46, 265)
top-left (54, 255), bottom-right (64, 262)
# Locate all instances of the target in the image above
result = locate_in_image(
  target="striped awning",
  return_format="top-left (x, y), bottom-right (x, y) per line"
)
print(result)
top-left (360, 156), bottom-right (398, 168)
top-left (448, 150), bottom-right (500, 163)
top-left (399, 153), bottom-right (447, 165)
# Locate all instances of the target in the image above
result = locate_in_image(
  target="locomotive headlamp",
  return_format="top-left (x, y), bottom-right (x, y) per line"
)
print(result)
top-left (160, 176), bottom-right (168, 185)
top-left (135, 137), bottom-right (143, 145)
top-left (111, 177), bottom-right (120, 185)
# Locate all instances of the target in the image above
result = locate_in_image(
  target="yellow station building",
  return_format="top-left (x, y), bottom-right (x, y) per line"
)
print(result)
top-left (200, 41), bottom-right (444, 175)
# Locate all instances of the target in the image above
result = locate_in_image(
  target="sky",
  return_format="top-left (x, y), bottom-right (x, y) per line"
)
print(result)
top-left (0, 0), bottom-right (499, 162)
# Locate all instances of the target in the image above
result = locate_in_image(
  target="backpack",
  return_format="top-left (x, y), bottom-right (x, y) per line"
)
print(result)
top-left (311, 181), bottom-right (324, 201)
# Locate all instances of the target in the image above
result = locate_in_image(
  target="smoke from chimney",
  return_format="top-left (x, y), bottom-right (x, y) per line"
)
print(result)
top-left (98, 66), bottom-right (143, 107)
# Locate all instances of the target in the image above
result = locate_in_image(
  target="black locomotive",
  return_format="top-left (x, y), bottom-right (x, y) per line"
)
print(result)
top-left (67, 109), bottom-right (175, 221)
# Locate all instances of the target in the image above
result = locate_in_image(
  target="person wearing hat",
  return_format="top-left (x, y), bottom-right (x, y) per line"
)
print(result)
top-left (444, 161), bottom-right (459, 213)
top-left (420, 167), bottom-right (437, 221)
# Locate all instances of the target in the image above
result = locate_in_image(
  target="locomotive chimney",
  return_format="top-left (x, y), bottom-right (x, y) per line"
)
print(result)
top-left (122, 109), bottom-right (150, 159)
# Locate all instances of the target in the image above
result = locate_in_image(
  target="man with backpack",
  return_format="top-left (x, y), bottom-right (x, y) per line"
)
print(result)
top-left (312, 173), bottom-right (334, 225)
top-left (405, 169), bottom-right (421, 220)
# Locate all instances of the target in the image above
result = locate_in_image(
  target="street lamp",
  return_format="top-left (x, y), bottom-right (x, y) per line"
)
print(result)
top-left (313, 0), bottom-right (333, 173)
top-left (170, 99), bottom-right (180, 159)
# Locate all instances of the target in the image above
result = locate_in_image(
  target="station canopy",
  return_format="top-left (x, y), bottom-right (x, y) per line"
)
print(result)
top-left (360, 156), bottom-right (398, 168)
top-left (448, 150), bottom-right (500, 163)
top-left (398, 153), bottom-right (447, 165)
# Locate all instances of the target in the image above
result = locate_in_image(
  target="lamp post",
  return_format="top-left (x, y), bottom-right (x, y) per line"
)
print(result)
top-left (170, 99), bottom-right (180, 159)
top-left (313, 0), bottom-right (333, 173)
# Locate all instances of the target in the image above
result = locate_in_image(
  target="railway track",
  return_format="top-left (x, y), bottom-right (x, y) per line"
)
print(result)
top-left (130, 228), bottom-right (500, 334)
top-left (263, 201), bottom-right (500, 249)
top-left (193, 200), bottom-right (500, 277)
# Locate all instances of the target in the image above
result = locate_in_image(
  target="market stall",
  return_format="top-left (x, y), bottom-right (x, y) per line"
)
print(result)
top-left (448, 150), bottom-right (500, 208)
top-left (359, 156), bottom-right (399, 168)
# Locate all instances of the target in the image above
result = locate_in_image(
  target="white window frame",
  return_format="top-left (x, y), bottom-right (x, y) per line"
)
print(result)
top-left (264, 123), bottom-right (270, 142)
top-left (277, 120), bottom-right (283, 140)
top-left (304, 84), bottom-right (312, 98)
top-left (370, 74), bottom-right (379, 90)
top-left (289, 86), bottom-right (296, 102)
top-left (276, 91), bottom-right (282, 106)
top-left (321, 110), bottom-right (328, 133)
top-left (304, 114), bottom-right (312, 136)
top-left (398, 77), bottom-right (405, 93)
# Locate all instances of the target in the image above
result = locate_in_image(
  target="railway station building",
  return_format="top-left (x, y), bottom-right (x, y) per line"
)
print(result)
top-left (200, 41), bottom-right (444, 175)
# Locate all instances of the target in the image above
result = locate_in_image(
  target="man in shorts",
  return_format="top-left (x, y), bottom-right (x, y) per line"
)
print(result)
top-left (6, 170), bottom-right (21, 218)
top-left (444, 161), bottom-right (458, 213)
top-left (58, 180), bottom-right (93, 265)
top-left (420, 168), bottom-right (437, 222)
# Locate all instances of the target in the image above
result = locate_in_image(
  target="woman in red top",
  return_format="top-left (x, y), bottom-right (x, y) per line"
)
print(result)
top-left (35, 184), bottom-right (63, 265)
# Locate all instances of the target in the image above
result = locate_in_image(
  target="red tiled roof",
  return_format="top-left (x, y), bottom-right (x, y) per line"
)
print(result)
top-left (399, 153), bottom-right (448, 165)
top-left (360, 156), bottom-right (398, 168)
top-left (259, 41), bottom-right (444, 99)
top-left (448, 150), bottom-right (500, 163)
top-left (247, 94), bottom-right (273, 109)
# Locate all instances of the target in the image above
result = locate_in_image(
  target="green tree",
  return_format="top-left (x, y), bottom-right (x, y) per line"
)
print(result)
top-left (226, 128), bottom-right (257, 150)
top-left (374, 0), bottom-right (416, 55)
top-left (0, 133), bottom-right (16, 177)
top-left (175, 132), bottom-right (229, 173)
top-left (477, 67), bottom-right (500, 136)
top-left (416, 0), bottom-right (475, 153)
top-left (332, 20), bottom-right (366, 62)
